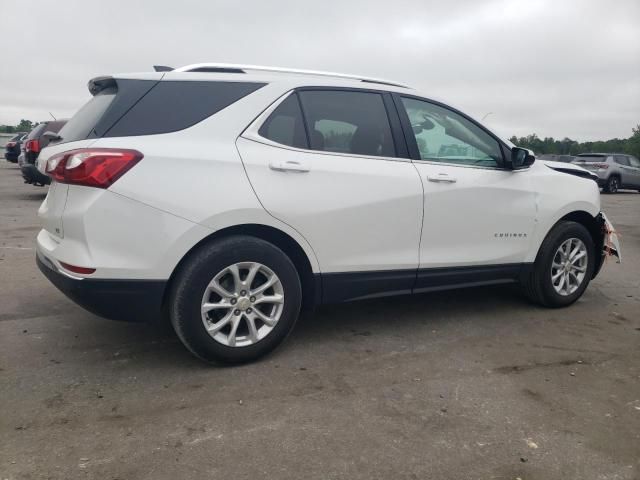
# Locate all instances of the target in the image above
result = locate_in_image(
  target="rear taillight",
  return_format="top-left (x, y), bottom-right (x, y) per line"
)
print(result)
top-left (46, 148), bottom-right (143, 188)
top-left (25, 139), bottom-right (40, 153)
top-left (594, 163), bottom-right (608, 169)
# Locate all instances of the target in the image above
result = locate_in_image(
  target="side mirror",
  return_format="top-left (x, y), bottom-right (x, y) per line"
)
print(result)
top-left (510, 147), bottom-right (535, 170)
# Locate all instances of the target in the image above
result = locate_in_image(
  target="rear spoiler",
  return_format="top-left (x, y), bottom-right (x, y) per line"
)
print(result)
top-left (87, 76), bottom-right (117, 96)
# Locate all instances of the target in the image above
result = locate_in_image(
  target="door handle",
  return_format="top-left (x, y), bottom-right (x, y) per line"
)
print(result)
top-left (427, 173), bottom-right (457, 183)
top-left (269, 160), bottom-right (310, 173)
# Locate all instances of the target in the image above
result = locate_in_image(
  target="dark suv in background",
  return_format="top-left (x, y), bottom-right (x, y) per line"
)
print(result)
top-left (572, 153), bottom-right (640, 193)
top-left (4, 132), bottom-right (27, 162)
top-left (19, 120), bottom-right (66, 186)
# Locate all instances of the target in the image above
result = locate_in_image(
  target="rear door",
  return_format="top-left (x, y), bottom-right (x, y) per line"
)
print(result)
top-left (613, 155), bottom-right (634, 187)
top-left (238, 88), bottom-right (423, 299)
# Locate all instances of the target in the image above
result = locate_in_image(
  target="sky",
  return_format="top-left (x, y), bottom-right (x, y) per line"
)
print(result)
top-left (1, 0), bottom-right (638, 141)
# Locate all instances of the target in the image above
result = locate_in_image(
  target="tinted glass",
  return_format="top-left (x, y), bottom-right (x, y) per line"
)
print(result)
top-left (26, 124), bottom-right (47, 140)
top-left (576, 154), bottom-right (607, 162)
top-left (258, 94), bottom-right (308, 148)
top-left (628, 156), bottom-right (640, 168)
top-left (614, 155), bottom-right (630, 166)
top-left (298, 90), bottom-right (396, 157)
top-left (401, 97), bottom-right (502, 167)
top-left (106, 81), bottom-right (265, 137)
top-left (56, 89), bottom-right (116, 143)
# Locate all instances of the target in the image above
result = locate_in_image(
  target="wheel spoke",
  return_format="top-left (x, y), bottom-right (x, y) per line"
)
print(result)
top-left (572, 264), bottom-right (587, 273)
top-left (227, 316), bottom-right (241, 347)
top-left (252, 308), bottom-right (278, 327)
top-left (254, 293), bottom-right (284, 305)
top-left (571, 251), bottom-right (586, 264)
top-left (245, 263), bottom-right (261, 289)
top-left (202, 300), bottom-right (232, 314)
top-left (552, 269), bottom-right (564, 281)
top-left (206, 312), bottom-right (233, 334)
top-left (251, 275), bottom-right (277, 296)
top-left (246, 314), bottom-right (259, 343)
top-left (228, 265), bottom-right (242, 293)
top-left (208, 279), bottom-right (234, 299)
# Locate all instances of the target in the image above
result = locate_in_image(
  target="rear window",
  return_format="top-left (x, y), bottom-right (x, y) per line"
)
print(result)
top-left (26, 124), bottom-right (47, 140)
top-left (56, 79), bottom-right (265, 144)
top-left (56, 89), bottom-right (117, 143)
top-left (576, 155), bottom-right (608, 162)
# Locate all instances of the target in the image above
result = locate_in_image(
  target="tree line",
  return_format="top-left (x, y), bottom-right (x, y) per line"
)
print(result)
top-left (2, 118), bottom-right (639, 159)
top-left (509, 124), bottom-right (640, 158)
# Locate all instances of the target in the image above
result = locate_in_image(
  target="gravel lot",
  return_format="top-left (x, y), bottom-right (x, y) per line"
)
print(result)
top-left (1, 161), bottom-right (639, 480)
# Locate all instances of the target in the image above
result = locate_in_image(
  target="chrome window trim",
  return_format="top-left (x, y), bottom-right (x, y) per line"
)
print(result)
top-left (241, 90), bottom-right (411, 164)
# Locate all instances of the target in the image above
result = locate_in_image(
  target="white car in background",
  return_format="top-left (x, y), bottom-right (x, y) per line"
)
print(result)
top-left (35, 64), bottom-right (620, 363)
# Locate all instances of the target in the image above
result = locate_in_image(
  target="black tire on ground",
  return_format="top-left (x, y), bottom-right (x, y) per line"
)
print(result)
top-left (169, 235), bottom-right (302, 364)
top-left (603, 176), bottom-right (619, 194)
top-left (522, 221), bottom-right (595, 308)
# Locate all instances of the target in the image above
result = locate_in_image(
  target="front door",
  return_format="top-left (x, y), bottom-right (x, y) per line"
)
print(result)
top-left (394, 95), bottom-right (537, 287)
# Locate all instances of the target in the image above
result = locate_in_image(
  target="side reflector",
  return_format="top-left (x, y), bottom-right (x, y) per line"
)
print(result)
top-left (59, 262), bottom-right (96, 275)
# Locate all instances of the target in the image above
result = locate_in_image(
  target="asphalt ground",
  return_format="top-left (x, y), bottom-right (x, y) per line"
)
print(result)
top-left (1, 160), bottom-right (639, 479)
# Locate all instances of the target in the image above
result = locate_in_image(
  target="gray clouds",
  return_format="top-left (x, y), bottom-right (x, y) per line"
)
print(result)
top-left (1, 0), bottom-right (638, 140)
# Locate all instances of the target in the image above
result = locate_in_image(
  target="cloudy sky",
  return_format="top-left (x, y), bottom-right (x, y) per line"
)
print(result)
top-left (1, 0), bottom-right (638, 141)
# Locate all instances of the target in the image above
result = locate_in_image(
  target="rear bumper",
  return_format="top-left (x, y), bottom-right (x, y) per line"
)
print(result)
top-left (5, 152), bottom-right (18, 162)
top-left (21, 163), bottom-right (51, 185)
top-left (37, 251), bottom-right (166, 323)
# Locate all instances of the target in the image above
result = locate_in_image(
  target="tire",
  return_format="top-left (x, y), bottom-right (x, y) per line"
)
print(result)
top-left (169, 235), bottom-right (302, 364)
top-left (522, 221), bottom-right (595, 308)
top-left (603, 176), bottom-right (619, 194)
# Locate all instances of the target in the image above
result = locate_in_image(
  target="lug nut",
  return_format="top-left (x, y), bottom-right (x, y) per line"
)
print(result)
top-left (250, 296), bottom-right (256, 302)
top-left (230, 298), bottom-right (237, 305)
top-left (246, 308), bottom-right (252, 314)
top-left (240, 290), bottom-right (247, 296)
top-left (234, 309), bottom-right (241, 316)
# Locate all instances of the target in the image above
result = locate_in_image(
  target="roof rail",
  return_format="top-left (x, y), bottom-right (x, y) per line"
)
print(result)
top-left (171, 63), bottom-right (410, 88)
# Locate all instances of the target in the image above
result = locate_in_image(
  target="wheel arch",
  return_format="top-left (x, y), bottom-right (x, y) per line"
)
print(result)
top-left (163, 224), bottom-right (320, 313)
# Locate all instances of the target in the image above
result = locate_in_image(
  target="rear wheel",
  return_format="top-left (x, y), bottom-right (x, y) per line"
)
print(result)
top-left (604, 176), bottom-right (619, 193)
top-left (522, 221), bottom-right (595, 307)
top-left (170, 236), bottom-right (302, 364)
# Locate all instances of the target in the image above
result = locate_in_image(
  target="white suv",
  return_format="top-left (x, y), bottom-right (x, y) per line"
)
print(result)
top-left (36, 63), bottom-right (621, 363)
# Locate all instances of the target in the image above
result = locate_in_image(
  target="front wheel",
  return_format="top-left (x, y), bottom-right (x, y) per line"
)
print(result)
top-left (169, 236), bottom-right (302, 364)
top-left (522, 221), bottom-right (595, 308)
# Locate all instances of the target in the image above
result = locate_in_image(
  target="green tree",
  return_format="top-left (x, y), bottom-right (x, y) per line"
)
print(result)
top-left (16, 119), bottom-right (34, 132)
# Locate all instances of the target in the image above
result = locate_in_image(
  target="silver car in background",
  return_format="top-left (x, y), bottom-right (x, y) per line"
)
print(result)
top-left (572, 153), bottom-right (640, 193)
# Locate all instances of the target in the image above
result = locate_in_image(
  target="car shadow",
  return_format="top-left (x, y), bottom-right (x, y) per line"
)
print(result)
top-left (72, 283), bottom-right (530, 370)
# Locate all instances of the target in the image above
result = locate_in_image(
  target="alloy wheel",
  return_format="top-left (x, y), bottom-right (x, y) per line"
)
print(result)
top-left (200, 262), bottom-right (284, 347)
top-left (551, 238), bottom-right (588, 296)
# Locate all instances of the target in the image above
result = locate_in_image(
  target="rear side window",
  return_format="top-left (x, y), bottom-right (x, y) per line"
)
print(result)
top-left (56, 79), bottom-right (265, 144)
top-left (298, 90), bottom-right (396, 157)
top-left (614, 155), bottom-right (630, 166)
top-left (106, 81), bottom-right (265, 137)
top-left (258, 94), bottom-right (308, 149)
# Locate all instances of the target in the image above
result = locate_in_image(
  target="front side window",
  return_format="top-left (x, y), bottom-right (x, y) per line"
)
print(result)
top-left (298, 90), bottom-right (396, 158)
top-left (400, 97), bottom-right (502, 167)
top-left (628, 156), bottom-right (640, 168)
